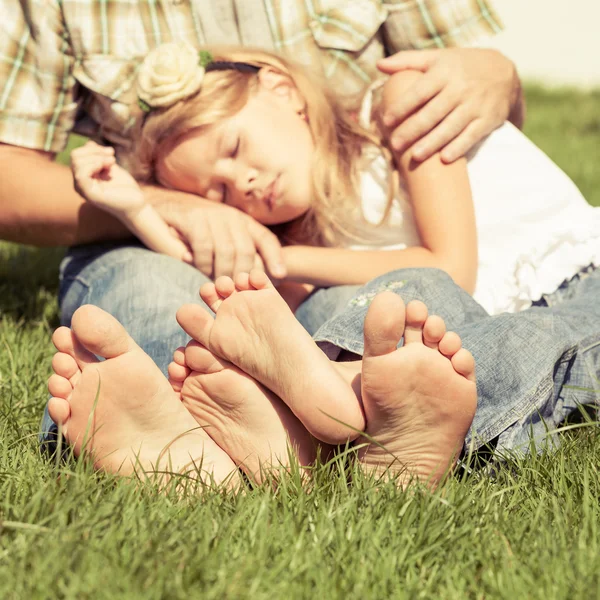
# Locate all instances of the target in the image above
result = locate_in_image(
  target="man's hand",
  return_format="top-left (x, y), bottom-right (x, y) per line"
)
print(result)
top-left (152, 196), bottom-right (287, 280)
top-left (378, 48), bottom-right (523, 163)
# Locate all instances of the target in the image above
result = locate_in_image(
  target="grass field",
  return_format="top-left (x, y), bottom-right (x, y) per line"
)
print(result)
top-left (1, 87), bottom-right (599, 599)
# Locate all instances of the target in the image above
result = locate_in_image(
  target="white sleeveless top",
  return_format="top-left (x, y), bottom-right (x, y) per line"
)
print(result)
top-left (346, 122), bottom-right (600, 315)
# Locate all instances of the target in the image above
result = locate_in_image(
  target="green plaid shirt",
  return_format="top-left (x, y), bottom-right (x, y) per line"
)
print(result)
top-left (0, 0), bottom-right (503, 154)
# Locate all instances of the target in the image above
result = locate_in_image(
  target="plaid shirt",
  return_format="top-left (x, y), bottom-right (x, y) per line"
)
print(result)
top-left (0, 0), bottom-right (503, 154)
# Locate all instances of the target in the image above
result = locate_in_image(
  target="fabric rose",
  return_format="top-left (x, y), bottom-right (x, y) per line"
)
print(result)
top-left (137, 42), bottom-right (204, 109)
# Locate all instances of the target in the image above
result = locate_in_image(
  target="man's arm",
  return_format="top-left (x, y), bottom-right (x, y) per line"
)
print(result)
top-left (0, 143), bottom-right (287, 279)
top-left (0, 143), bottom-right (130, 246)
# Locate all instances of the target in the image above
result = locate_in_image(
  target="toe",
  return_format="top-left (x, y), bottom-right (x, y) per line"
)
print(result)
top-left (363, 291), bottom-right (406, 358)
top-left (215, 276), bottom-right (236, 299)
top-left (48, 374), bottom-right (73, 399)
top-left (248, 269), bottom-right (273, 290)
top-left (184, 340), bottom-right (229, 374)
top-left (51, 352), bottom-right (80, 379)
top-left (52, 326), bottom-right (74, 352)
top-left (404, 300), bottom-right (428, 345)
top-left (172, 347), bottom-right (186, 367)
top-left (48, 396), bottom-right (71, 427)
top-left (52, 327), bottom-right (97, 370)
top-left (438, 331), bottom-right (462, 357)
top-left (71, 305), bottom-right (137, 360)
top-left (200, 282), bottom-right (223, 312)
top-left (423, 315), bottom-right (446, 349)
top-left (234, 272), bottom-right (251, 291)
top-left (451, 348), bottom-right (476, 382)
top-left (176, 304), bottom-right (215, 349)
top-left (168, 360), bottom-right (189, 382)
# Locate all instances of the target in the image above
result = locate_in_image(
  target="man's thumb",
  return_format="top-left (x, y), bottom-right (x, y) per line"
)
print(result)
top-left (377, 49), bottom-right (437, 74)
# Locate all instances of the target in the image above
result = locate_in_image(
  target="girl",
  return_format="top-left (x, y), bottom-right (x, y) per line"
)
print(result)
top-left (72, 43), bottom-right (600, 317)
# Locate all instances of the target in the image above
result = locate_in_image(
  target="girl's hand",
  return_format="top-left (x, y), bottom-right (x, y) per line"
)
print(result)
top-left (72, 141), bottom-right (192, 264)
top-left (71, 141), bottom-right (145, 218)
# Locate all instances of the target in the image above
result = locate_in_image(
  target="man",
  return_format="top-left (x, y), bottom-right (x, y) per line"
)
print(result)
top-left (0, 0), bottom-right (522, 442)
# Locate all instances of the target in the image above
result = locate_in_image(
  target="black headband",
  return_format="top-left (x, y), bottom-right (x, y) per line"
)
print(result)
top-left (205, 61), bottom-right (260, 74)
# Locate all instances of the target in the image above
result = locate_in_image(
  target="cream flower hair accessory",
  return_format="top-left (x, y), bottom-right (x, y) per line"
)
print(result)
top-left (137, 43), bottom-right (207, 111)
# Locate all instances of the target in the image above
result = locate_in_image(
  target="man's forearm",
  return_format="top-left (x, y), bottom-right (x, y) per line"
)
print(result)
top-left (0, 144), bottom-right (130, 246)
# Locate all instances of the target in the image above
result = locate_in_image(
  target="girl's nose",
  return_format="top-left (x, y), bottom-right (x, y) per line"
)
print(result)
top-left (237, 167), bottom-right (258, 196)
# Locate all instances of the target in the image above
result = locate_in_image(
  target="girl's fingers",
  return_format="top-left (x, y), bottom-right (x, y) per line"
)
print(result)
top-left (73, 156), bottom-right (116, 178)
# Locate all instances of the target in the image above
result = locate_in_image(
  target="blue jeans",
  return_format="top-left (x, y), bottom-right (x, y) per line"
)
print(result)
top-left (40, 243), bottom-right (600, 456)
top-left (313, 265), bottom-right (600, 453)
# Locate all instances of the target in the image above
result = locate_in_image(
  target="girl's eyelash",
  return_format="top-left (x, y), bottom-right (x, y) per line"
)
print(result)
top-left (231, 137), bottom-right (240, 157)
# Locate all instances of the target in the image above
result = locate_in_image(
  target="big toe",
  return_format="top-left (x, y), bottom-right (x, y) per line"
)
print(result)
top-left (71, 305), bottom-right (136, 359)
top-left (363, 291), bottom-right (406, 358)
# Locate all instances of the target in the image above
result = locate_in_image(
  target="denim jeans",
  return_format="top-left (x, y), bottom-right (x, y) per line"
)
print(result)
top-left (313, 265), bottom-right (600, 453)
top-left (40, 243), bottom-right (600, 456)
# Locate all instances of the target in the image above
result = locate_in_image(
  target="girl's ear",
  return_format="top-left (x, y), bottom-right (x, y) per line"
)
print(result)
top-left (258, 67), bottom-right (306, 112)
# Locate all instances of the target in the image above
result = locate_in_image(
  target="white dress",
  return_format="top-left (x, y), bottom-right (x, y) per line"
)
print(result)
top-left (346, 122), bottom-right (600, 315)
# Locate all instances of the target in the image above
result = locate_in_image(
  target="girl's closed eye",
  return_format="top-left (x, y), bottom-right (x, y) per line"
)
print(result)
top-left (229, 136), bottom-right (240, 158)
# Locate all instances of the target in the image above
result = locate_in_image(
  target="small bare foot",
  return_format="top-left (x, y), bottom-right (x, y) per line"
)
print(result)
top-left (168, 340), bottom-right (318, 483)
top-left (175, 270), bottom-right (364, 445)
top-left (47, 305), bottom-right (240, 489)
top-left (357, 292), bottom-right (477, 488)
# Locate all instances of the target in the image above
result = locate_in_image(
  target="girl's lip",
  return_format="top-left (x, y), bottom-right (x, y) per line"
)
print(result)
top-left (263, 175), bottom-right (280, 211)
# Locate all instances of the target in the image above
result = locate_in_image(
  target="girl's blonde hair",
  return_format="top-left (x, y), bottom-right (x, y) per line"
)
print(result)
top-left (124, 46), bottom-right (395, 247)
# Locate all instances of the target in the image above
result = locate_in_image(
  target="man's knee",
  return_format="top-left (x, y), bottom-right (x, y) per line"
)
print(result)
top-left (60, 244), bottom-right (212, 324)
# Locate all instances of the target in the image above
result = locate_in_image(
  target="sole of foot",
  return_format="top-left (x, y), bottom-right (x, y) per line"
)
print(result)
top-left (175, 270), bottom-right (363, 445)
top-left (357, 292), bottom-right (477, 488)
top-left (47, 305), bottom-right (240, 489)
top-left (168, 336), bottom-right (318, 484)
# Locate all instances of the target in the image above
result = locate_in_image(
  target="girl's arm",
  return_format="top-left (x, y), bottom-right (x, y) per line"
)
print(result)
top-left (71, 142), bottom-right (192, 263)
top-left (284, 70), bottom-right (478, 294)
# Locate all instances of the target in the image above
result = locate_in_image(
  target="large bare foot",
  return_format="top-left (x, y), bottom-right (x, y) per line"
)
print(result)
top-left (357, 292), bottom-right (477, 488)
top-left (168, 339), bottom-right (318, 483)
top-left (47, 305), bottom-right (239, 488)
top-left (175, 270), bottom-right (363, 445)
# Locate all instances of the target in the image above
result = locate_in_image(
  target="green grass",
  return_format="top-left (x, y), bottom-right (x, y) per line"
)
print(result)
top-left (1, 87), bottom-right (600, 599)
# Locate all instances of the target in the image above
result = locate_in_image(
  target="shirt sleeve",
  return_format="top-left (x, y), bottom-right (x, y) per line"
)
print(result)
top-left (381, 0), bottom-right (504, 54)
top-left (0, 0), bottom-right (79, 153)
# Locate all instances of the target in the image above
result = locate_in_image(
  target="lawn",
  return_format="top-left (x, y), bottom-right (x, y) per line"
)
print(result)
top-left (1, 87), bottom-right (599, 599)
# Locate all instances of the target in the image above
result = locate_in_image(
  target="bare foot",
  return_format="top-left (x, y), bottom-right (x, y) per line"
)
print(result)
top-left (175, 270), bottom-right (363, 445)
top-left (168, 339), bottom-right (318, 483)
top-left (47, 305), bottom-right (240, 488)
top-left (357, 292), bottom-right (477, 488)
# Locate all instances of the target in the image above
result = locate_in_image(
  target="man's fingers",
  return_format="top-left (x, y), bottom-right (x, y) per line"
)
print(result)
top-left (377, 49), bottom-right (438, 74)
top-left (210, 219), bottom-right (236, 278)
top-left (248, 221), bottom-right (286, 278)
top-left (440, 118), bottom-right (489, 163)
top-left (410, 105), bottom-right (473, 162)
top-left (232, 237), bottom-right (257, 275)
top-left (186, 221), bottom-right (214, 276)
top-left (389, 89), bottom-right (459, 153)
top-left (383, 73), bottom-right (445, 127)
